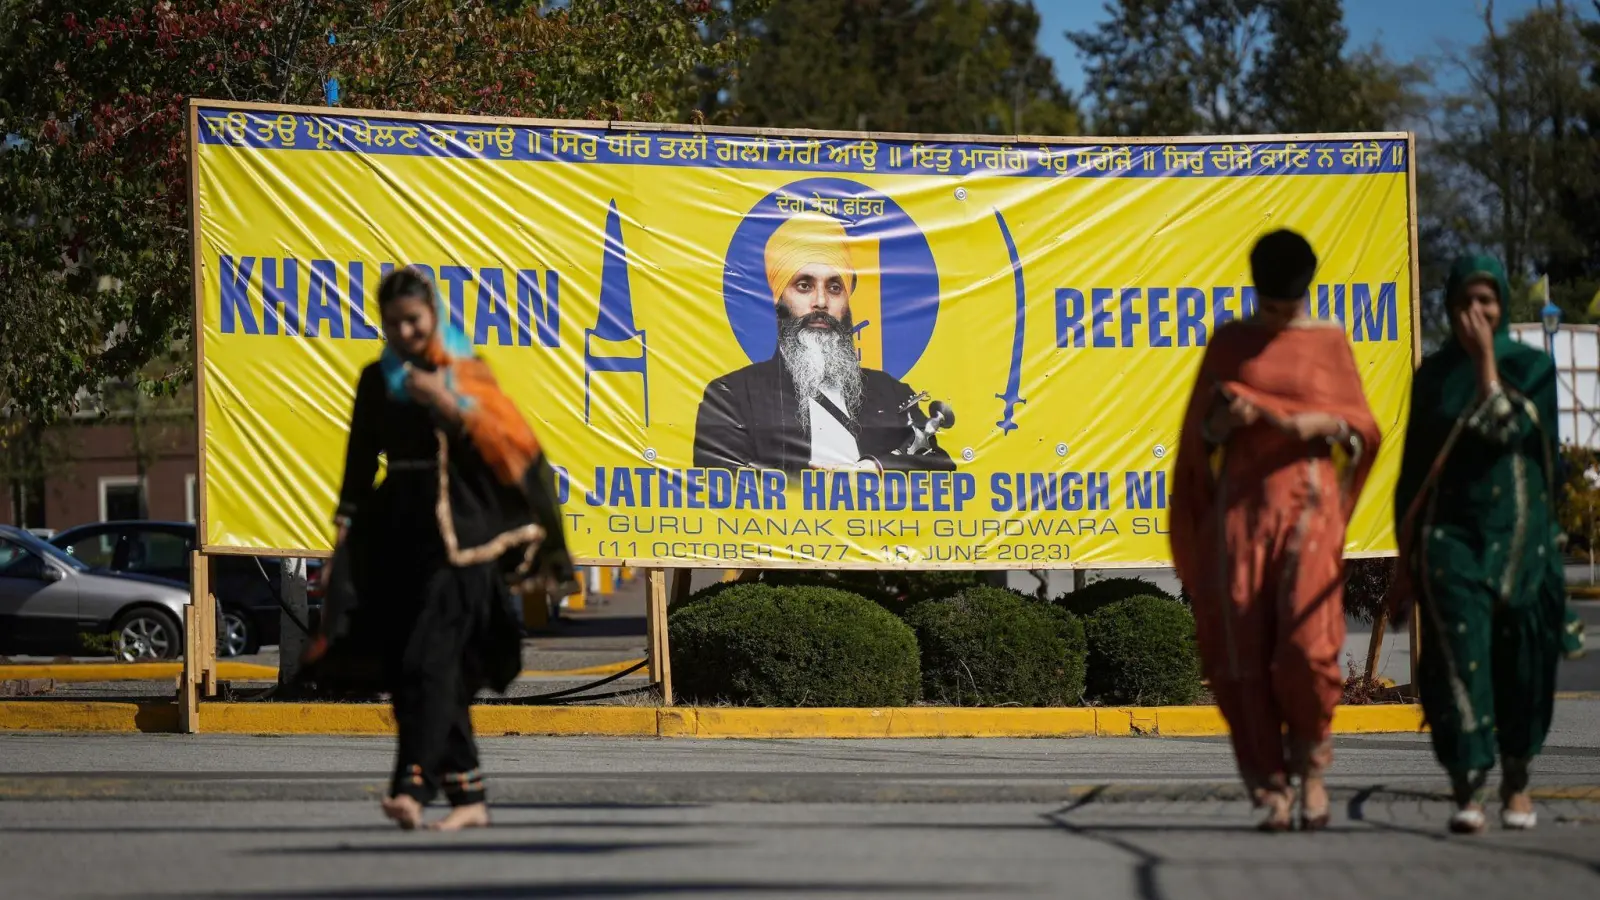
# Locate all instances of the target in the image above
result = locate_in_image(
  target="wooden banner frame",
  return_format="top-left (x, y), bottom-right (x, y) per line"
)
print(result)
top-left (179, 97), bottom-right (1421, 726)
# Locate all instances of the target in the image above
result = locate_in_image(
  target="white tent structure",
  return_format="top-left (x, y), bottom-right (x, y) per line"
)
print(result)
top-left (1509, 323), bottom-right (1600, 449)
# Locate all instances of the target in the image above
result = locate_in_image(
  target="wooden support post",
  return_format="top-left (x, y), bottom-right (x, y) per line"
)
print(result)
top-left (195, 551), bottom-right (218, 698)
top-left (1363, 612), bottom-right (1387, 685)
top-left (179, 553), bottom-right (202, 732)
top-left (646, 569), bottom-right (674, 705)
top-left (671, 568), bottom-right (693, 607)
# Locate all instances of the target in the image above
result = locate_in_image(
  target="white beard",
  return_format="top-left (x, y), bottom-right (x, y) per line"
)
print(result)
top-left (779, 328), bottom-right (863, 431)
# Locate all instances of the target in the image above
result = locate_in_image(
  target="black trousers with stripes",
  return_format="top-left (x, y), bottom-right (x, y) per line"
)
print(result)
top-left (387, 565), bottom-right (490, 807)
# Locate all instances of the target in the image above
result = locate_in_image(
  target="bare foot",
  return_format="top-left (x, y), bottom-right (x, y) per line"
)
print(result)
top-left (1256, 789), bottom-right (1293, 832)
top-left (427, 802), bottom-right (490, 832)
top-left (1300, 776), bottom-right (1331, 831)
top-left (381, 794), bottom-right (424, 831)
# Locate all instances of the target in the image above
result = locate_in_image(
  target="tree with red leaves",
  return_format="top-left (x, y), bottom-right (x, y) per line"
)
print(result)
top-left (0, 0), bottom-right (756, 428)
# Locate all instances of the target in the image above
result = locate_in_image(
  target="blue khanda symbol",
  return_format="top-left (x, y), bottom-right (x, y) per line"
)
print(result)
top-left (584, 200), bottom-right (649, 426)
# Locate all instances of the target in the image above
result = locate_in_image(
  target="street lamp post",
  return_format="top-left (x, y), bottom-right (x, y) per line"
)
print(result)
top-left (1542, 300), bottom-right (1563, 359)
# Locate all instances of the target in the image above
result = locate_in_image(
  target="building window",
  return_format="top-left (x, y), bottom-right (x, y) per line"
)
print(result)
top-left (99, 476), bottom-right (146, 522)
top-left (185, 475), bottom-right (197, 524)
top-left (10, 480), bottom-right (45, 530)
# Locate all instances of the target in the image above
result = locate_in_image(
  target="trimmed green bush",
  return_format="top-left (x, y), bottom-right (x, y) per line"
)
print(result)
top-left (758, 569), bottom-right (899, 607)
top-left (1081, 594), bottom-right (1202, 706)
top-left (1056, 576), bottom-right (1177, 618)
top-left (756, 569), bottom-right (984, 614)
top-left (903, 586), bottom-right (1087, 706)
top-left (669, 583), bottom-right (921, 706)
top-left (899, 570), bottom-right (985, 605)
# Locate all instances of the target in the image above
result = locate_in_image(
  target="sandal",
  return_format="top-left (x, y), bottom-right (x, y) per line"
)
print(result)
top-left (1449, 806), bottom-right (1487, 835)
top-left (1501, 808), bottom-right (1538, 830)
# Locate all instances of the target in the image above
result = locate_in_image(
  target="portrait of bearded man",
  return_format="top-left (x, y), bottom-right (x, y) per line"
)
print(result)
top-left (693, 213), bottom-right (954, 474)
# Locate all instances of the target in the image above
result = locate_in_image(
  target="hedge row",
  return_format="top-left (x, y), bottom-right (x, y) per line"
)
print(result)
top-left (667, 574), bottom-right (1201, 707)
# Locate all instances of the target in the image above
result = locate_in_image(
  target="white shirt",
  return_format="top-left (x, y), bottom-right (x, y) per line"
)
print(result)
top-left (808, 386), bottom-right (860, 469)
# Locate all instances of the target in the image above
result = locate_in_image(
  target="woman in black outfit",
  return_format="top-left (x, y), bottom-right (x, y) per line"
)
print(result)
top-left (312, 266), bottom-right (570, 831)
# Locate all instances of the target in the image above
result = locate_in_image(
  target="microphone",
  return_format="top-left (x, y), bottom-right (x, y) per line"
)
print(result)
top-left (898, 400), bottom-right (955, 456)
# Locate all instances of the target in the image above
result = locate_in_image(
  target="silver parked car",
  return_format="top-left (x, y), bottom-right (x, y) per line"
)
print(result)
top-left (0, 524), bottom-right (192, 661)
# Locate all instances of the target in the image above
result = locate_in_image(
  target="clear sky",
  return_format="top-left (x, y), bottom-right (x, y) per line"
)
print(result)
top-left (1037, 0), bottom-right (1550, 95)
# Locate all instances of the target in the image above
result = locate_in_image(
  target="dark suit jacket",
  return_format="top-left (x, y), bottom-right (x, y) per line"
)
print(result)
top-left (693, 357), bottom-right (954, 474)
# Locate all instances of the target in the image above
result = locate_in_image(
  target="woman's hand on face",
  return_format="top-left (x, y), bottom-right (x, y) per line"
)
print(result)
top-left (1453, 303), bottom-right (1502, 394)
top-left (1454, 304), bottom-right (1497, 366)
top-left (403, 366), bottom-right (446, 406)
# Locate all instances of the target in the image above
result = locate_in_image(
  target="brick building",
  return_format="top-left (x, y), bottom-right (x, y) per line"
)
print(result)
top-left (3, 407), bottom-right (196, 534)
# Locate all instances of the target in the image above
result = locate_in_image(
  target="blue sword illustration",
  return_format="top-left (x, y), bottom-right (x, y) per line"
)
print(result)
top-left (993, 209), bottom-right (1026, 434)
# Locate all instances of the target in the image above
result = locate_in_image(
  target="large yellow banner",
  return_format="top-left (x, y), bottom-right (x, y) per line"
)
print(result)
top-left (192, 101), bottom-right (1416, 567)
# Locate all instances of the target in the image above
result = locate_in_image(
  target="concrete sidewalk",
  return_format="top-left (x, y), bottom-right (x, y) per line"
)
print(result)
top-left (3, 719), bottom-right (1600, 900)
top-left (2, 699), bottom-right (1597, 803)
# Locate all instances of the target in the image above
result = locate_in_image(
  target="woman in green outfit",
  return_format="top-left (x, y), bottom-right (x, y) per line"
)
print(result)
top-left (1395, 254), bottom-right (1581, 834)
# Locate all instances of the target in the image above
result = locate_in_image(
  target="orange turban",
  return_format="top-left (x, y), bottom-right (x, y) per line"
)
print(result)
top-left (764, 213), bottom-right (856, 302)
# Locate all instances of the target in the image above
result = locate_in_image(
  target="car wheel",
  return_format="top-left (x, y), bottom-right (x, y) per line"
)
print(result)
top-left (218, 609), bottom-right (258, 658)
top-left (112, 608), bottom-right (183, 662)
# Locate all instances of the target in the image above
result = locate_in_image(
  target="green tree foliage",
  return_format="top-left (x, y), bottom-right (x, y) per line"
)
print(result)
top-left (1560, 445), bottom-right (1600, 556)
top-left (1430, 0), bottom-right (1600, 320)
top-left (1069, 0), bottom-right (1422, 136)
top-left (727, 0), bottom-right (1077, 135)
top-left (0, 0), bottom-right (754, 430)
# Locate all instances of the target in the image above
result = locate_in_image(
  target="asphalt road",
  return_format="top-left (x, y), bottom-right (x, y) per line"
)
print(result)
top-left (2, 703), bottom-right (1599, 899)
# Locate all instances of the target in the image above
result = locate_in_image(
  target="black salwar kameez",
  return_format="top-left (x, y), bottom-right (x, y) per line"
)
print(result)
top-left (327, 363), bottom-right (533, 807)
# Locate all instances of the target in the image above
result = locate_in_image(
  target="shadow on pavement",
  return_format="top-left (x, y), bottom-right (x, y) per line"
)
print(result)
top-left (1347, 786), bottom-right (1600, 876)
top-left (249, 839), bottom-right (730, 857)
top-left (148, 880), bottom-right (1002, 899)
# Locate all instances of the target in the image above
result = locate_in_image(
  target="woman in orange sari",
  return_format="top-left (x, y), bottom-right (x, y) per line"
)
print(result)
top-left (1171, 230), bottom-right (1381, 831)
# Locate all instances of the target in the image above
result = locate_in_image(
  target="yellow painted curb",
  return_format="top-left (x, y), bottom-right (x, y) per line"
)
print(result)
top-left (1534, 785), bottom-right (1600, 801)
top-left (1331, 704), bottom-right (1427, 733)
top-left (0, 701), bottom-right (177, 732)
top-left (519, 659), bottom-right (646, 678)
top-left (0, 662), bottom-right (279, 683)
top-left (0, 660), bottom-right (645, 683)
top-left (677, 707), bottom-right (1103, 739)
top-left (1132, 706), bottom-right (1231, 736)
top-left (0, 701), bottom-right (1429, 737)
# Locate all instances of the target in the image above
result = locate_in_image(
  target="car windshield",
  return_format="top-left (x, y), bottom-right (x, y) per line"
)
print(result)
top-left (6, 529), bottom-right (90, 572)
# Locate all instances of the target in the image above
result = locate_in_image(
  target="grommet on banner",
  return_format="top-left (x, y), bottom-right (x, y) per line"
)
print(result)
top-left (954, 187), bottom-right (968, 201)
top-left (1056, 443), bottom-right (1069, 457)
top-left (961, 447), bottom-right (975, 462)
top-left (1153, 445), bottom-right (1167, 459)
top-left (643, 447), bottom-right (658, 462)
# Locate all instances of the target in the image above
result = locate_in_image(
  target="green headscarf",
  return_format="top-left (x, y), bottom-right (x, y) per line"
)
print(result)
top-left (1396, 253), bottom-right (1560, 537)
top-left (1444, 254), bottom-right (1511, 337)
top-left (1440, 254), bottom-right (1551, 395)
top-left (1395, 253), bottom-right (1555, 528)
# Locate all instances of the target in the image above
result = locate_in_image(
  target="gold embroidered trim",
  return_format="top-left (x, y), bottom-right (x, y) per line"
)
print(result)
top-left (434, 429), bottom-right (546, 569)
